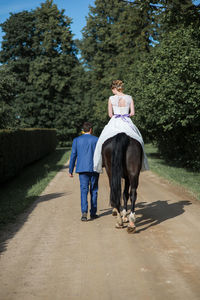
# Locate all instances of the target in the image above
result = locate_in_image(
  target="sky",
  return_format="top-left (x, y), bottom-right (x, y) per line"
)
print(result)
top-left (0, 0), bottom-right (95, 47)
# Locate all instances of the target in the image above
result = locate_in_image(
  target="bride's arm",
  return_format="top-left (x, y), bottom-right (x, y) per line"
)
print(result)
top-left (129, 98), bottom-right (135, 117)
top-left (108, 98), bottom-right (113, 118)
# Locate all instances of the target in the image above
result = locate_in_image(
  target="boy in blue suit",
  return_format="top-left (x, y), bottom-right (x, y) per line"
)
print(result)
top-left (69, 122), bottom-right (99, 221)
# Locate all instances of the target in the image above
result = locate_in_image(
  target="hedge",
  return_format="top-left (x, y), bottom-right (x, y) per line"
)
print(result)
top-left (0, 128), bottom-right (57, 183)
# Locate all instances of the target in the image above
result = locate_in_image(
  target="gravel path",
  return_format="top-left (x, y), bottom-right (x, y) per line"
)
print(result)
top-left (0, 166), bottom-right (200, 300)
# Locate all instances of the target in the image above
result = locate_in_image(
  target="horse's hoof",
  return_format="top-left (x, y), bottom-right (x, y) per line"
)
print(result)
top-left (112, 209), bottom-right (117, 216)
top-left (122, 217), bottom-right (129, 223)
top-left (127, 225), bottom-right (136, 233)
top-left (115, 223), bottom-right (124, 229)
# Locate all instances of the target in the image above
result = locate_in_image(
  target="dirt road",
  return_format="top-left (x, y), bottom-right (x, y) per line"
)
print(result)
top-left (0, 166), bottom-right (200, 300)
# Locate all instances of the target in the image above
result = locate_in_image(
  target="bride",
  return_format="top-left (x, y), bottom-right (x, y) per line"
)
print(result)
top-left (93, 80), bottom-right (149, 173)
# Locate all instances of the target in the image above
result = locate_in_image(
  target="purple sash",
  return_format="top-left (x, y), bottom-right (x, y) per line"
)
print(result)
top-left (114, 114), bottom-right (136, 131)
top-left (114, 114), bottom-right (130, 120)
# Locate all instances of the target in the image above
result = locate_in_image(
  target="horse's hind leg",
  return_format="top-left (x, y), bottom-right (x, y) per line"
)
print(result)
top-left (122, 178), bottom-right (129, 223)
top-left (104, 163), bottom-right (117, 216)
top-left (127, 175), bottom-right (138, 233)
top-left (112, 208), bottom-right (118, 216)
top-left (109, 186), bottom-right (123, 228)
top-left (107, 169), bottom-right (118, 217)
top-left (113, 195), bottom-right (123, 228)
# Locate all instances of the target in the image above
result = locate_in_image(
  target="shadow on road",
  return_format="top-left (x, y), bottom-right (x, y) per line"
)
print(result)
top-left (0, 148), bottom-right (71, 255)
top-left (97, 199), bottom-right (192, 233)
top-left (0, 191), bottom-right (72, 255)
top-left (0, 194), bottom-right (192, 254)
top-left (135, 199), bottom-right (192, 233)
top-left (99, 207), bottom-right (113, 218)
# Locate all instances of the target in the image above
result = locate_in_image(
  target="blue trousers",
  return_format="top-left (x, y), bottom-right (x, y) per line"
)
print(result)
top-left (79, 172), bottom-right (99, 216)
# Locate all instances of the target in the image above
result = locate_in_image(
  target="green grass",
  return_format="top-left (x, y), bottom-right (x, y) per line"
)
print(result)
top-left (145, 143), bottom-right (200, 201)
top-left (0, 148), bottom-right (70, 229)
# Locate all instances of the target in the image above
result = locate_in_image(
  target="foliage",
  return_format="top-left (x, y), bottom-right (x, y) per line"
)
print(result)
top-left (0, 10), bottom-right (35, 116)
top-left (0, 66), bottom-right (17, 128)
top-left (0, 0), bottom-right (79, 145)
top-left (126, 25), bottom-right (200, 170)
top-left (27, 1), bottom-right (78, 143)
top-left (1, 0), bottom-right (200, 170)
top-left (79, 0), bottom-right (156, 132)
top-left (0, 10), bottom-right (35, 129)
top-left (158, 0), bottom-right (200, 34)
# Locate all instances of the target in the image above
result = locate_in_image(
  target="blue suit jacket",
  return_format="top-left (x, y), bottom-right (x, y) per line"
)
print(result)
top-left (69, 134), bottom-right (98, 174)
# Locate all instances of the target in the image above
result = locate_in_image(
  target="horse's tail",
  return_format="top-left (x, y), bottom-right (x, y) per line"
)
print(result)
top-left (110, 133), bottom-right (129, 208)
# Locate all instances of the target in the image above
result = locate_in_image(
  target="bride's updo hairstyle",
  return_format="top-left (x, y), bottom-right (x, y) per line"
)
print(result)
top-left (111, 80), bottom-right (124, 92)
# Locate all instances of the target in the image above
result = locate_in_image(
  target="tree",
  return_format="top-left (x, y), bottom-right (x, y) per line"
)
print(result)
top-left (0, 10), bottom-right (35, 127)
top-left (0, 66), bottom-right (17, 128)
top-left (0, 0), bottom-right (80, 144)
top-left (23, 0), bottom-right (78, 143)
top-left (158, 0), bottom-right (200, 34)
top-left (79, 0), bottom-right (156, 132)
top-left (126, 24), bottom-right (200, 170)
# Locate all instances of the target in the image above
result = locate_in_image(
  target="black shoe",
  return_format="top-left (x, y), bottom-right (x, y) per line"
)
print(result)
top-left (81, 213), bottom-right (87, 222)
top-left (90, 214), bottom-right (99, 219)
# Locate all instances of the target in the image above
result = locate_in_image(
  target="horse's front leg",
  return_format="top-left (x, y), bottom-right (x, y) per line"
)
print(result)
top-left (122, 178), bottom-right (129, 223)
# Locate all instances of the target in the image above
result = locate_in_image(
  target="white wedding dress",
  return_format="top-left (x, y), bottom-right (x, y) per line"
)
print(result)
top-left (93, 94), bottom-right (149, 173)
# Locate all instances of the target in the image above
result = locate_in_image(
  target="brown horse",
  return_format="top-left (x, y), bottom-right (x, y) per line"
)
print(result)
top-left (102, 133), bottom-right (142, 233)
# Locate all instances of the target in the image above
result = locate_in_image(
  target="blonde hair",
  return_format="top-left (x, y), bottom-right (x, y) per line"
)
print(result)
top-left (111, 80), bottom-right (124, 92)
